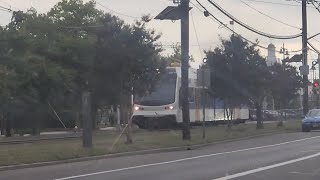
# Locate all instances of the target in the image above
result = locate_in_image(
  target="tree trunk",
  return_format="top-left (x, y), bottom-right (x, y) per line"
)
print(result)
top-left (230, 100), bottom-right (234, 121)
top-left (5, 119), bottom-right (11, 137)
top-left (119, 94), bottom-right (133, 144)
top-left (225, 99), bottom-right (232, 129)
top-left (91, 96), bottom-right (98, 130)
top-left (82, 91), bottom-right (93, 148)
top-left (0, 116), bottom-right (4, 135)
top-left (255, 101), bottom-right (264, 129)
top-left (126, 93), bottom-right (133, 144)
top-left (31, 128), bottom-right (40, 136)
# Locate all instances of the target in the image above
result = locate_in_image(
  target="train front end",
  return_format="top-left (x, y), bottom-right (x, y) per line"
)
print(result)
top-left (132, 68), bottom-right (179, 129)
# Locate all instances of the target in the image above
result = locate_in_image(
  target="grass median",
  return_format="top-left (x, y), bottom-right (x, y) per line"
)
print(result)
top-left (0, 120), bottom-right (301, 167)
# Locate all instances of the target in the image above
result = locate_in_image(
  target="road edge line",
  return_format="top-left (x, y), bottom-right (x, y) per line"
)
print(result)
top-left (213, 152), bottom-right (320, 180)
top-left (0, 131), bottom-right (298, 171)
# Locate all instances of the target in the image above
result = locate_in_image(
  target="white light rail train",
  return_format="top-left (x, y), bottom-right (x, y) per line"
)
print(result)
top-left (132, 67), bottom-right (249, 129)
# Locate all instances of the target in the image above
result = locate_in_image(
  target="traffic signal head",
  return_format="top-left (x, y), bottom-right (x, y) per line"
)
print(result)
top-left (314, 81), bottom-right (320, 88)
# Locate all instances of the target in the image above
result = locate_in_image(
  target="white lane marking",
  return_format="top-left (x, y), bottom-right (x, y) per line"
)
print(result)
top-left (213, 152), bottom-right (320, 180)
top-left (55, 135), bottom-right (320, 180)
top-left (289, 171), bottom-right (313, 175)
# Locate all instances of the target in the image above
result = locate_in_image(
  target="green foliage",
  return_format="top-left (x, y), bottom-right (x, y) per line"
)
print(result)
top-left (206, 35), bottom-right (269, 105)
top-left (206, 35), bottom-right (271, 128)
top-left (0, 0), bottom-right (164, 131)
top-left (269, 63), bottom-right (303, 109)
top-left (205, 35), bottom-right (302, 128)
top-left (164, 43), bottom-right (195, 66)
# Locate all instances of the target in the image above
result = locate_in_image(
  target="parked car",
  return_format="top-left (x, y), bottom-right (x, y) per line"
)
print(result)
top-left (263, 110), bottom-right (280, 121)
top-left (302, 109), bottom-right (320, 132)
top-left (281, 109), bottom-right (303, 119)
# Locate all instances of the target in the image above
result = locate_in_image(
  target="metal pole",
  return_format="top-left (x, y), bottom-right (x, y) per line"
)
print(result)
top-left (117, 105), bottom-right (121, 131)
top-left (213, 96), bottom-right (216, 120)
top-left (82, 91), bottom-right (92, 148)
top-left (302, 0), bottom-right (309, 115)
top-left (318, 54), bottom-right (320, 81)
top-left (318, 54), bottom-right (320, 108)
top-left (282, 43), bottom-right (285, 63)
top-left (126, 90), bottom-right (134, 144)
top-left (181, 0), bottom-right (191, 140)
top-left (202, 68), bottom-right (206, 139)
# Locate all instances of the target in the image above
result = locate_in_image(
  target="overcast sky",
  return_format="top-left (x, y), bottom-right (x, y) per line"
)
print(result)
top-left (1, 0), bottom-right (320, 73)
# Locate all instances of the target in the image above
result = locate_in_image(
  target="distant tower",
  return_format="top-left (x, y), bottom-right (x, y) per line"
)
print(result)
top-left (266, 43), bottom-right (277, 66)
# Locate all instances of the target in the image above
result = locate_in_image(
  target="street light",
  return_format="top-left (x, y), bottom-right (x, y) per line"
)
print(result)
top-left (201, 57), bottom-right (208, 139)
top-left (280, 43), bottom-right (289, 65)
top-left (203, 57), bottom-right (208, 63)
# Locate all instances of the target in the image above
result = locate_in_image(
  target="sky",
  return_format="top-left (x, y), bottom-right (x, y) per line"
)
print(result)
top-left (0, 0), bottom-right (320, 76)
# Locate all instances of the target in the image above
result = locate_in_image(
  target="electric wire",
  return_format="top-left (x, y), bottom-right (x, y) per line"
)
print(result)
top-left (96, 1), bottom-right (141, 19)
top-left (190, 10), bottom-right (204, 59)
top-left (240, 0), bottom-right (301, 30)
top-left (193, 0), bottom-right (304, 53)
top-left (207, 0), bottom-right (302, 39)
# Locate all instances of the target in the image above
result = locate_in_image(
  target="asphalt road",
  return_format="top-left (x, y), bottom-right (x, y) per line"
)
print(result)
top-left (2, 132), bottom-right (320, 180)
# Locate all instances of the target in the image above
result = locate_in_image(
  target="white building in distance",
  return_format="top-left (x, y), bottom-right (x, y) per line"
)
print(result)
top-left (266, 43), bottom-right (279, 66)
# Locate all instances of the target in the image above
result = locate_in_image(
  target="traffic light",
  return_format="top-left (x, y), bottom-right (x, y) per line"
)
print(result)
top-left (313, 81), bottom-right (320, 94)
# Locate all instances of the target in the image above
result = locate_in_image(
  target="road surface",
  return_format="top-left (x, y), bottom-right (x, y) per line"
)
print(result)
top-left (1, 132), bottom-right (320, 180)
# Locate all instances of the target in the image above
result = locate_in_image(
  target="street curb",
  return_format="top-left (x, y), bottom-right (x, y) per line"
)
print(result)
top-left (0, 131), bottom-right (298, 171)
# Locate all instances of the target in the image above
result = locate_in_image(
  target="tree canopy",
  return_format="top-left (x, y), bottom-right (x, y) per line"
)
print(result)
top-left (0, 0), bottom-right (165, 134)
top-left (205, 35), bottom-right (302, 129)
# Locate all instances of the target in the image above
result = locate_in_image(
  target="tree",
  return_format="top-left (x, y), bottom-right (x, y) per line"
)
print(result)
top-left (164, 44), bottom-right (194, 66)
top-left (206, 35), bottom-right (271, 129)
top-left (0, 0), bottom-right (165, 136)
top-left (269, 63), bottom-right (303, 110)
top-left (0, 8), bottom-right (78, 135)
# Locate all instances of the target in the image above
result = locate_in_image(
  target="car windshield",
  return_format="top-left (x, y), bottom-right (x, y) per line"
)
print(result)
top-left (307, 110), bottom-right (320, 117)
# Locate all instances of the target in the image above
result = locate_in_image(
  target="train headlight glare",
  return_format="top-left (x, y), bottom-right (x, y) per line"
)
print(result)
top-left (169, 106), bottom-right (174, 110)
top-left (134, 106), bottom-right (139, 111)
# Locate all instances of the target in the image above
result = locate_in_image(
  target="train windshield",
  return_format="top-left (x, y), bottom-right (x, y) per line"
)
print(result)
top-left (135, 70), bottom-right (177, 106)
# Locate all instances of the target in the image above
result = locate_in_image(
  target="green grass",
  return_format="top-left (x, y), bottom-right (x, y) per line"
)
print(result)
top-left (0, 120), bottom-right (301, 167)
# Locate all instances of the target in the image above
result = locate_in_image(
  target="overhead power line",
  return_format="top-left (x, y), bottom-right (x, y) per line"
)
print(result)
top-left (207, 0), bottom-right (302, 39)
top-left (240, 0), bottom-right (301, 30)
top-left (193, 0), bottom-right (269, 50)
top-left (95, 1), bottom-right (141, 19)
top-left (308, 41), bottom-right (320, 54)
top-left (59, 25), bottom-right (105, 29)
top-left (310, 0), bottom-right (320, 13)
top-left (245, 0), bottom-right (312, 7)
top-left (0, 5), bottom-right (12, 12)
top-left (193, 0), bottom-right (303, 53)
top-left (190, 10), bottom-right (204, 59)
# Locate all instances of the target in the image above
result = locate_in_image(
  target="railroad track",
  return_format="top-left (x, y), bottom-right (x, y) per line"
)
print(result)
top-left (0, 135), bottom-right (81, 145)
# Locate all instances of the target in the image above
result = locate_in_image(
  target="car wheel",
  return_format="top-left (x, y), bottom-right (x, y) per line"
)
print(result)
top-left (302, 126), bottom-right (311, 132)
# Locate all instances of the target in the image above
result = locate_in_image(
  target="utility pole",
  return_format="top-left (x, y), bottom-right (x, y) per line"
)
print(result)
top-left (82, 91), bottom-right (92, 148)
top-left (155, 0), bottom-right (191, 140)
top-left (180, 0), bottom-right (191, 140)
top-left (202, 67), bottom-right (206, 139)
top-left (302, 0), bottom-right (309, 115)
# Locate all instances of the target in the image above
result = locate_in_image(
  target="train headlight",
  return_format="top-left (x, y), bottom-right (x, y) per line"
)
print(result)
top-left (169, 106), bottom-right (174, 110)
top-left (134, 106), bottom-right (140, 111)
